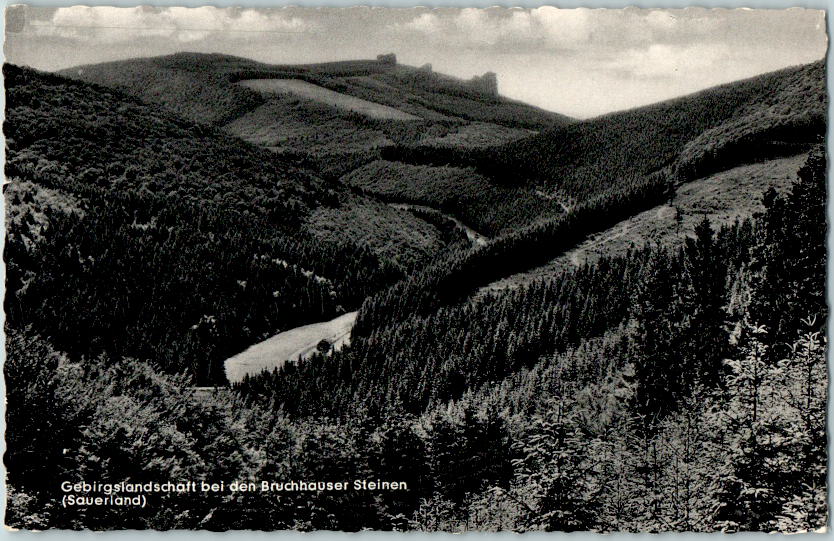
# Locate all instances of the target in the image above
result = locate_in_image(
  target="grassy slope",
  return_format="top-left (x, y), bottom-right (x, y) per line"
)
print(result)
top-left (481, 155), bottom-right (807, 294)
top-left (225, 311), bottom-right (358, 383)
top-left (240, 78), bottom-right (421, 120)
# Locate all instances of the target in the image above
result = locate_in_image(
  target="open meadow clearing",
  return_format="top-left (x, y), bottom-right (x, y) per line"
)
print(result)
top-left (225, 311), bottom-right (358, 383)
top-left (239, 78), bottom-right (420, 120)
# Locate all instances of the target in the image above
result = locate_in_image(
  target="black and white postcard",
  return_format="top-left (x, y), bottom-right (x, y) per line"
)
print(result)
top-left (3, 6), bottom-right (828, 531)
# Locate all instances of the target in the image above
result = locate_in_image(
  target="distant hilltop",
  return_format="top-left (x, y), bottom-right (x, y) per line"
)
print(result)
top-left (376, 52), bottom-right (498, 96)
top-left (61, 50), bottom-right (558, 130)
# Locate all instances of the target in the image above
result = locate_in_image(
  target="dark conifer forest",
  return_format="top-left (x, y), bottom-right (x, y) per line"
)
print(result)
top-left (3, 52), bottom-right (828, 532)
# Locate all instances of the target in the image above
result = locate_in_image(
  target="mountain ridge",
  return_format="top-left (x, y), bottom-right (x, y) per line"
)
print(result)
top-left (60, 52), bottom-right (573, 128)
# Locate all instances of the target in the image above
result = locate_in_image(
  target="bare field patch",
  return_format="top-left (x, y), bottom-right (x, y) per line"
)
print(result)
top-left (239, 79), bottom-right (420, 120)
top-left (225, 311), bottom-right (357, 383)
top-left (480, 155), bottom-right (806, 295)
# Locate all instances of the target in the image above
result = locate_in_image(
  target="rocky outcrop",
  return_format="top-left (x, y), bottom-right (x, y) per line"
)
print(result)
top-left (469, 72), bottom-right (498, 96)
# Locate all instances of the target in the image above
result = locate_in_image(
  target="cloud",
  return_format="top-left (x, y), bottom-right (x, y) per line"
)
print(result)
top-left (9, 7), bottom-right (825, 117)
top-left (392, 8), bottom-right (734, 51)
top-left (392, 7), bottom-right (804, 53)
top-left (34, 6), bottom-right (313, 44)
top-left (607, 42), bottom-right (732, 80)
top-left (532, 7), bottom-right (593, 48)
top-left (645, 10), bottom-right (678, 31)
top-left (396, 7), bottom-right (594, 50)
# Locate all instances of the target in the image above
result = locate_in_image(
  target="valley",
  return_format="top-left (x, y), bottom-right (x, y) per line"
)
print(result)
top-left (389, 203), bottom-right (489, 247)
top-left (7, 56), bottom-right (825, 389)
top-left (231, 143), bottom-right (787, 385)
top-left (61, 53), bottom-right (574, 233)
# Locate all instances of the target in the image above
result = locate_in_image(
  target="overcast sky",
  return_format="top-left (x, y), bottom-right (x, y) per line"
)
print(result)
top-left (4, 6), bottom-right (827, 118)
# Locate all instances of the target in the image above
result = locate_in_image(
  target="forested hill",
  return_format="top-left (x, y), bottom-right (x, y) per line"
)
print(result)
top-left (331, 59), bottom-right (825, 238)
top-left (490, 60), bottom-right (825, 195)
top-left (239, 147), bottom-right (827, 422)
top-left (60, 52), bottom-right (572, 129)
top-left (5, 150), bottom-right (826, 532)
top-left (4, 52), bottom-right (828, 531)
top-left (3, 64), bottom-right (456, 384)
top-left (5, 64), bottom-right (326, 218)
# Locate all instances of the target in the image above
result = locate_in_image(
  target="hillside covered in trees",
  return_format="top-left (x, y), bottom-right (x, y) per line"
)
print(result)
top-left (62, 52), bottom-right (572, 128)
top-left (61, 55), bottom-right (825, 239)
